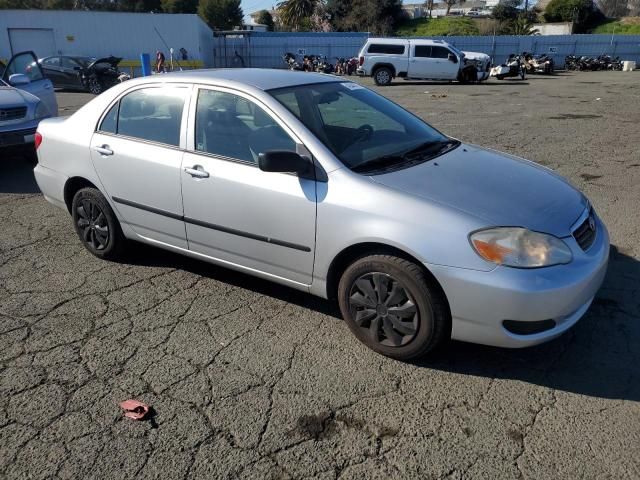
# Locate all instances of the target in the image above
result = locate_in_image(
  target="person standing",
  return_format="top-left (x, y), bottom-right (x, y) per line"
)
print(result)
top-left (155, 50), bottom-right (166, 73)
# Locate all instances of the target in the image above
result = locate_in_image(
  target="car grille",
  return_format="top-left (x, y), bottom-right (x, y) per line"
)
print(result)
top-left (0, 106), bottom-right (27, 121)
top-left (573, 210), bottom-right (597, 251)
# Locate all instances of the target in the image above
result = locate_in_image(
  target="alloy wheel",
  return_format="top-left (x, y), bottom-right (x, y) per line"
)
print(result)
top-left (348, 272), bottom-right (419, 347)
top-left (76, 199), bottom-right (109, 250)
top-left (376, 70), bottom-right (391, 85)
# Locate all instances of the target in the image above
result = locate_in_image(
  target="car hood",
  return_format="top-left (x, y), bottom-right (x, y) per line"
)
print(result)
top-left (0, 86), bottom-right (38, 107)
top-left (462, 51), bottom-right (490, 62)
top-left (370, 143), bottom-right (587, 237)
top-left (87, 56), bottom-right (121, 69)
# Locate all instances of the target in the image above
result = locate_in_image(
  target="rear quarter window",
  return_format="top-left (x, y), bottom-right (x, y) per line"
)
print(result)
top-left (367, 44), bottom-right (405, 55)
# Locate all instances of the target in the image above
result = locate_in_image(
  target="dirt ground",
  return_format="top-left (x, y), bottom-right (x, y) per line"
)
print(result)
top-left (1, 70), bottom-right (639, 479)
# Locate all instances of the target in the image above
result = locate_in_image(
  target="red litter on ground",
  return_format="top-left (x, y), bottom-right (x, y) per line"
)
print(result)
top-left (119, 399), bottom-right (150, 421)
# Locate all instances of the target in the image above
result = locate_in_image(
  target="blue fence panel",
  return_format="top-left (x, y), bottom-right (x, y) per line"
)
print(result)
top-left (212, 33), bottom-right (640, 69)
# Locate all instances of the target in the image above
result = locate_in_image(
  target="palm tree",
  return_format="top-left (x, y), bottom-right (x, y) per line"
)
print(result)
top-left (423, 0), bottom-right (434, 18)
top-left (277, 0), bottom-right (323, 31)
top-left (510, 15), bottom-right (539, 35)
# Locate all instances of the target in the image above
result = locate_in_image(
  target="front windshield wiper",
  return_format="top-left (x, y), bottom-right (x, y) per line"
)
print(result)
top-left (352, 139), bottom-right (460, 174)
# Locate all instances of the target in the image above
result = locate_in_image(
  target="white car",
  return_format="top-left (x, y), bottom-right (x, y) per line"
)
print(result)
top-left (357, 38), bottom-right (491, 85)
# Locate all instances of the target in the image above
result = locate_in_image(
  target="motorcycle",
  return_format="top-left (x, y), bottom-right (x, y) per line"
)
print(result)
top-left (523, 52), bottom-right (554, 75)
top-left (283, 52), bottom-right (303, 71)
top-left (314, 55), bottom-right (334, 74)
top-left (490, 54), bottom-right (526, 80)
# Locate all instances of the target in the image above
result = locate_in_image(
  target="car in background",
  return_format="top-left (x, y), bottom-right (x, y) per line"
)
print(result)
top-left (1, 51), bottom-right (57, 150)
top-left (39, 55), bottom-right (126, 94)
top-left (357, 38), bottom-right (490, 86)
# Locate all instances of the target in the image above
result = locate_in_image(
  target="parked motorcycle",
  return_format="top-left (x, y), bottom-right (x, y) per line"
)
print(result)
top-left (523, 52), bottom-right (554, 75)
top-left (283, 52), bottom-right (303, 71)
top-left (490, 54), bottom-right (526, 80)
top-left (314, 55), bottom-right (334, 74)
top-left (565, 54), bottom-right (623, 71)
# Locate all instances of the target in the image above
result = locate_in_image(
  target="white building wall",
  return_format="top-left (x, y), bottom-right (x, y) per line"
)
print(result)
top-left (0, 10), bottom-right (214, 66)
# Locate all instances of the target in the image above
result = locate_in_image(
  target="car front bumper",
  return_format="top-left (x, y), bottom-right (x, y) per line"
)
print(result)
top-left (0, 119), bottom-right (40, 147)
top-left (427, 215), bottom-right (610, 348)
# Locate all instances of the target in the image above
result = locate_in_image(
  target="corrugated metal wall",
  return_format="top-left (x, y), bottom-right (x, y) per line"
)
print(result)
top-left (213, 32), bottom-right (640, 70)
top-left (0, 10), bottom-right (213, 70)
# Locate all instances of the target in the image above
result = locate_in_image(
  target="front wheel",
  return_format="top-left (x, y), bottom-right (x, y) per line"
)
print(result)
top-left (72, 187), bottom-right (126, 260)
top-left (338, 255), bottom-right (450, 360)
top-left (88, 77), bottom-right (103, 95)
top-left (373, 67), bottom-right (393, 86)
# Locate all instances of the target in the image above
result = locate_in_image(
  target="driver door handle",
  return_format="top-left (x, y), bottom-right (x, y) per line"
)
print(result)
top-left (93, 145), bottom-right (113, 156)
top-left (184, 165), bottom-right (210, 178)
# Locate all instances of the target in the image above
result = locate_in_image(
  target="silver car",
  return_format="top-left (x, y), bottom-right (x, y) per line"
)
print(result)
top-left (34, 69), bottom-right (609, 360)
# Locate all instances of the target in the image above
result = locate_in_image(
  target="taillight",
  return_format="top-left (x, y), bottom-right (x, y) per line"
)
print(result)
top-left (359, 56), bottom-right (364, 66)
top-left (35, 132), bottom-right (43, 150)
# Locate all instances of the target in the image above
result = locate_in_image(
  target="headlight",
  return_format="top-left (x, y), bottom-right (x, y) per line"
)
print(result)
top-left (34, 101), bottom-right (49, 119)
top-left (470, 227), bottom-right (572, 268)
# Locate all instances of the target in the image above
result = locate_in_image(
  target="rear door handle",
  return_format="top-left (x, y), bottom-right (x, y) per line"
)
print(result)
top-left (184, 165), bottom-right (210, 178)
top-left (93, 145), bottom-right (113, 156)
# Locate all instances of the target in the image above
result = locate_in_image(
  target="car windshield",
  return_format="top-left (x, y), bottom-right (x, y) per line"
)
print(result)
top-left (269, 82), bottom-right (454, 174)
top-left (74, 57), bottom-right (95, 66)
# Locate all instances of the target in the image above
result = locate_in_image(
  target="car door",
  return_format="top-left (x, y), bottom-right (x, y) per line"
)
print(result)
top-left (2, 51), bottom-right (57, 116)
top-left (40, 57), bottom-right (65, 87)
top-left (60, 57), bottom-right (84, 89)
top-left (408, 45), bottom-right (438, 79)
top-left (90, 85), bottom-right (190, 249)
top-left (430, 46), bottom-right (460, 79)
top-left (181, 86), bottom-right (317, 285)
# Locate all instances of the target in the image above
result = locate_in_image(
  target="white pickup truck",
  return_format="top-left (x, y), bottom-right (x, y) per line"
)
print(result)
top-left (357, 38), bottom-right (491, 86)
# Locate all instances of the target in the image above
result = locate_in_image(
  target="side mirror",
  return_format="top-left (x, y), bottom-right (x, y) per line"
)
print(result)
top-left (8, 73), bottom-right (30, 86)
top-left (258, 151), bottom-right (312, 178)
top-left (448, 53), bottom-right (458, 63)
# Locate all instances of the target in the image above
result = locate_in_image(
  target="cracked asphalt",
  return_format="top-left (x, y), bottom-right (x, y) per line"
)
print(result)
top-left (1, 71), bottom-right (639, 479)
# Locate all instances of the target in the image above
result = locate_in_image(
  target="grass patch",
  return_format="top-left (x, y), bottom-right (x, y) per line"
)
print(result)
top-left (590, 17), bottom-right (640, 34)
top-left (395, 17), bottom-right (480, 36)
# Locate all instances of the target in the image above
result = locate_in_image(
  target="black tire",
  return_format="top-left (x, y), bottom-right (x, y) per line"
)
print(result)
top-left (338, 255), bottom-right (450, 360)
top-left (88, 77), bottom-right (103, 95)
top-left (496, 75), bottom-right (505, 80)
top-left (72, 187), bottom-right (125, 260)
top-left (373, 67), bottom-right (393, 86)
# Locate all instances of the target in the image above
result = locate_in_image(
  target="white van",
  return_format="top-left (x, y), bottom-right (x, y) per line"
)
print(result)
top-left (357, 38), bottom-right (491, 86)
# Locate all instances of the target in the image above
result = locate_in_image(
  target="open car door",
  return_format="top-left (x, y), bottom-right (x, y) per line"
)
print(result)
top-left (2, 51), bottom-right (58, 117)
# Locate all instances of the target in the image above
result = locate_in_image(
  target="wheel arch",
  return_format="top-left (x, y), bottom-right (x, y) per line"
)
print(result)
top-left (63, 176), bottom-right (99, 213)
top-left (372, 63), bottom-right (396, 77)
top-left (325, 242), bottom-right (450, 315)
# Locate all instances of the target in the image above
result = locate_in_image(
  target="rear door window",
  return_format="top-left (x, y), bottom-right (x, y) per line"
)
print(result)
top-left (114, 87), bottom-right (187, 146)
top-left (368, 44), bottom-right (405, 55)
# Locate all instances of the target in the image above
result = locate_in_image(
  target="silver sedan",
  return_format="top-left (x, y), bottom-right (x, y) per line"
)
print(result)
top-left (33, 69), bottom-right (609, 360)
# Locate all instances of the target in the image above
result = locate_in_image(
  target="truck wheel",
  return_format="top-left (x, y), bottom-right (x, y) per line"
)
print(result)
top-left (373, 67), bottom-right (393, 86)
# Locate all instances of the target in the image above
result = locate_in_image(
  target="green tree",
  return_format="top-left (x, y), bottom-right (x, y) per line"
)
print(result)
top-left (161, 0), bottom-right (198, 13)
top-left (327, 0), bottom-right (403, 35)
top-left (198, 0), bottom-right (243, 30)
top-left (277, 0), bottom-right (323, 31)
top-left (423, 0), bottom-right (434, 18)
top-left (255, 9), bottom-right (275, 30)
top-left (544, 0), bottom-right (594, 30)
top-left (508, 15), bottom-right (539, 34)
top-left (491, 0), bottom-right (521, 20)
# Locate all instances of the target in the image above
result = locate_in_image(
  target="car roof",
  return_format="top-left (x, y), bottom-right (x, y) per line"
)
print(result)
top-left (365, 38), bottom-right (449, 46)
top-left (155, 68), bottom-right (339, 91)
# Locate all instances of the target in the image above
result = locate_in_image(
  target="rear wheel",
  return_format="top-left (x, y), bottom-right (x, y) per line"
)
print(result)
top-left (72, 187), bottom-right (125, 260)
top-left (338, 255), bottom-right (450, 360)
top-left (373, 67), bottom-right (393, 86)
